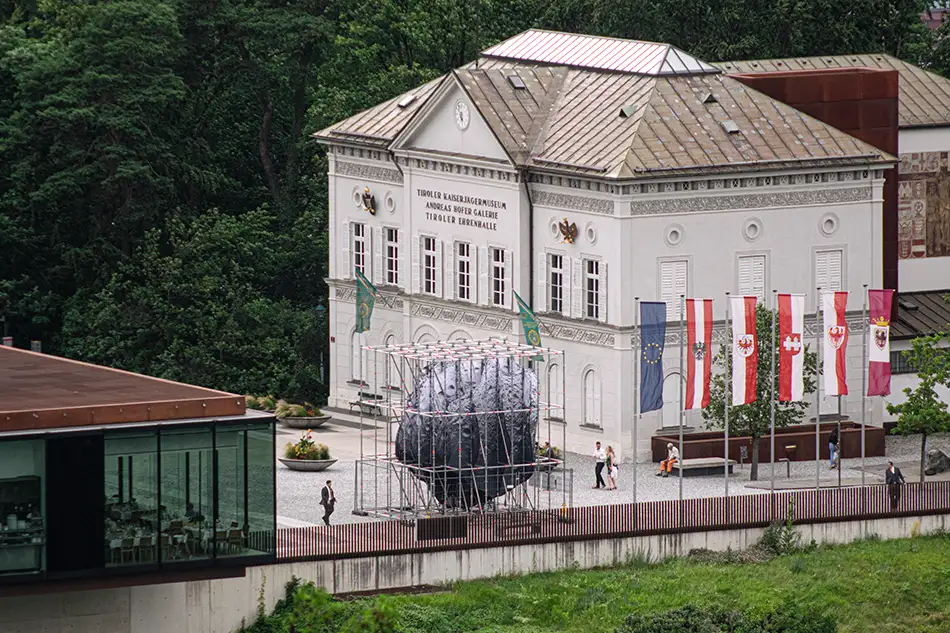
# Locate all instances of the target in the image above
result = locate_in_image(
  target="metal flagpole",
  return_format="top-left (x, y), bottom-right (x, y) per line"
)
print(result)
top-left (679, 294), bottom-right (685, 508)
top-left (356, 329), bottom-right (364, 513)
top-left (771, 290), bottom-right (777, 496)
top-left (815, 287), bottom-right (822, 490)
top-left (725, 292), bottom-right (731, 501)
top-left (860, 284), bottom-right (868, 488)
top-left (633, 297), bottom-right (640, 505)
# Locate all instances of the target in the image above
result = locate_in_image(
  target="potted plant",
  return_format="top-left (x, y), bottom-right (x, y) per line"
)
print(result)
top-left (245, 395), bottom-right (278, 413)
top-left (278, 431), bottom-right (337, 472)
top-left (274, 401), bottom-right (331, 429)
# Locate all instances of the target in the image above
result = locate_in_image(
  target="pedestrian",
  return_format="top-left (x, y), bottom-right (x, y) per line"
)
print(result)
top-left (885, 461), bottom-right (905, 511)
top-left (320, 479), bottom-right (336, 526)
top-left (542, 441), bottom-right (555, 490)
top-left (592, 441), bottom-right (606, 489)
top-left (828, 425), bottom-right (839, 470)
top-left (605, 445), bottom-right (618, 490)
top-left (656, 442), bottom-right (679, 478)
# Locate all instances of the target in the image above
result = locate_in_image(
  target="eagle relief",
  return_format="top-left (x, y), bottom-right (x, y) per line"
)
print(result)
top-left (361, 186), bottom-right (377, 215)
top-left (558, 217), bottom-right (577, 244)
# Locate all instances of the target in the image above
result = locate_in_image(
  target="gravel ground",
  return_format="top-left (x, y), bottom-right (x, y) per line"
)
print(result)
top-left (276, 422), bottom-right (950, 527)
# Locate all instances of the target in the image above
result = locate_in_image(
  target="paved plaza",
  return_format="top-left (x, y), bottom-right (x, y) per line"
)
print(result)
top-left (276, 414), bottom-right (950, 528)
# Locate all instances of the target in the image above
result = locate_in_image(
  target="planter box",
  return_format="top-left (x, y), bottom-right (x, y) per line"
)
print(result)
top-left (278, 458), bottom-right (338, 472)
top-left (279, 415), bottom-right (330, 429)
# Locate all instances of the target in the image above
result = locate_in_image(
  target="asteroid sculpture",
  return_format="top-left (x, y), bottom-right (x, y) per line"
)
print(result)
top-left (395, 358), bottom-right (539, 508)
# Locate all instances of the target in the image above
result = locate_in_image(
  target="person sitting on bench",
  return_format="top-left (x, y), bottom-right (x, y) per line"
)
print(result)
top-left (656, 443), bottom-right (679, 478)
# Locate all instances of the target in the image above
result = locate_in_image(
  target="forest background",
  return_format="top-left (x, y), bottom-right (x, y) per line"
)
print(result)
top-left (1, 0), bottom-right (946, 401)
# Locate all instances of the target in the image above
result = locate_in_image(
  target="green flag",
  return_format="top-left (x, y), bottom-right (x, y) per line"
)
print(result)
top-left (514, 291), bottom-right (542, 349)
top-left (355, 268), bottom-right (377, 333)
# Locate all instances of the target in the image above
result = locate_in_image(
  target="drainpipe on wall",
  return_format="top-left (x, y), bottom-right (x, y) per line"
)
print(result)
top-left (520, 167), bottom-right (535, 307)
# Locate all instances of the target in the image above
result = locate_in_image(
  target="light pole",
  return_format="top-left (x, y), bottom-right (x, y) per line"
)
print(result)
top-left (316, 303), bottom-right (327, 388)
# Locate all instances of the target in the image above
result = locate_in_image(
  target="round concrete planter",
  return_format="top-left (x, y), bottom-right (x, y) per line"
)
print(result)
top-left (278, 457), bottom-right (338, 472)
top-left (279, 415), bottom-right (330, 429)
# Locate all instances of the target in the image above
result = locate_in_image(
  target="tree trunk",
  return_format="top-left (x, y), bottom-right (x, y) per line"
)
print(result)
top-left (920, 433), bottom-right (928, 484)
top-left (750, 438), bottom-right (760, 482)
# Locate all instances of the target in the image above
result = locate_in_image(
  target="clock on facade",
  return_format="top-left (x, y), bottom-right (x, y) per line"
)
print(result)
top-left (454, 99), bottom-right (471, 131)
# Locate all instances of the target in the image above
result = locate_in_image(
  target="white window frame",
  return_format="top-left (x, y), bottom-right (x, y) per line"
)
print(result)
top-left (549, 253), bottom-right (565, 314)
top-left (422, 235), bottom-right (438, 296)
top-left (350, 331), bottom-right (368, 384)
top-left (457, 242), bottom-right (473, 302)
top-left (353, 222), bottom-right (367, 276)
top-left (548, 363), bottom-right (564, 420)
top-left (813, 246), bottom-right (846, 294)
top-left (658, 257), bottom-right (690, 321)
top-left (582, 368), bottom-right (601, 427)
top-left (584, 258), bottom-right (601, 320)
top-left (736, 251), bottom-right (769, 302)
top-left (490, 246), bottom-right (506, 307)
top-left (384, 227), bottom-right (399, 286)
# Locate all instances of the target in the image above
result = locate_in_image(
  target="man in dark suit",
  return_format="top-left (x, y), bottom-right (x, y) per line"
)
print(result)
top-left (885, 461), bottom-right (905, 511)
top-left (320, 480), bottom-right (336, 526)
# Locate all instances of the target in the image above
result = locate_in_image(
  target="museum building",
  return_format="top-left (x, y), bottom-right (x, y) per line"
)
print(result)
top-left (316, 29), bottom-right (950, 458)
top-left (0, 346), bottom-right (276, 592)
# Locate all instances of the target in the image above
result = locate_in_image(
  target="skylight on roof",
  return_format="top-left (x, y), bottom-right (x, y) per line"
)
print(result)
top-left (397, 94), bottom-right (418, 108)
top-left (702, 93), bottom-right (718, 104)
top-left (619, 104), bottom-right (638, 118)
top-left (721, 120), bottom-right (740, 134)
top-left (508, 75), bottom-right (526, 89)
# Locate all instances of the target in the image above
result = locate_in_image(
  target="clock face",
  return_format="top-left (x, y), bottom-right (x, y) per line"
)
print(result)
top-left (454, 99), bottom-right (470, 130)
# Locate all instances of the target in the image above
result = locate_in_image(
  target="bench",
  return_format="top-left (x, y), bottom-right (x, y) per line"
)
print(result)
top-left (348, 392), bottom-right (384, 416)
top-left (778, 444), bottom-right (798, 478)
top-left (670, 458), bottom-right (736, 477)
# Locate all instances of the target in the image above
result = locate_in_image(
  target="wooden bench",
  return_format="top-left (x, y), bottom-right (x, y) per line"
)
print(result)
top-left (670, 458), bottom-right (736, 477)
top-left (348, 392), bottom-right (384, 416)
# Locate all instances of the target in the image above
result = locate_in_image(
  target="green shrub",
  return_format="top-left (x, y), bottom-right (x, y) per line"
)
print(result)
top-left (615, 603), bottom-right (835, 633)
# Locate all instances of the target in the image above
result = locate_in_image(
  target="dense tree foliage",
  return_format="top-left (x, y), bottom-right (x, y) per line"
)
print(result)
top-left (0, 0), bottom-right (936, 399)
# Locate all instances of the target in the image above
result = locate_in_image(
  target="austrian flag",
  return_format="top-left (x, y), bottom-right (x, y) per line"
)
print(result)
top-left (778, 294), bottom-right (806, 402)
top-left (821, 291), bottom-right (849, 396)
top-left (731, 296), bottom-right (758, 406)
top-left (685, 299), bottom-right (713, 409)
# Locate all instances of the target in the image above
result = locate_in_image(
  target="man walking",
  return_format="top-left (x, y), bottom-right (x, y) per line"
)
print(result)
top-left (320, 479), bottom-right (336, 526)
top-left (885, 462), bottom-right (905, 511)
top-left (592, 441), bottom-right (606, 489)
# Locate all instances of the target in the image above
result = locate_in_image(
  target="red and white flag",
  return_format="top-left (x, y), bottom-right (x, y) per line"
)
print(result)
top-left (822, 291), bottom-right (849, 396)
top-left (868, 289), bottom-right (896, 396)
top-left (731, 296), bottom-right (758, 406)
top-left (685, 299), bottom-right (713, 410)
top-left (778, 294), bottom-right (806, 402)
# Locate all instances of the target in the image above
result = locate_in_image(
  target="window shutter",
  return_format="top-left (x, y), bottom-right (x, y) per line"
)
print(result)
top-left (341, 220), bottom-right (351, 280)
top-left (660, 260), bottom-right (687, 321)
top-left (828, 250), bottom-right (842, 291)
top-left (397, 229), bottom-right (406, 291)
top-left (478, 246), bottom-right (489, 305)
top-left (660, 262), bottom-right (674, 320)
top-left (673, 260), bottom-right (688, 320)
top-left (411, 234), bottom-right (421, 295)
top-left (751, 256), bottom-right (766, 300)
top-left (536, 252), bottom-right (547, 313)
top-left (373, 227), bottom-right (383, 285)
top-left (435, 239), bottom-right (444, 297)
top-left (738, 256), bottom-right (753, 295)
top-left (505, 249), bottom-right (513, 309)
top-left (598, 261), bottom-right (608, 323)
top-left (570, 257), bottom-right (583, 318)
top-left (444, 241), bottom-right (455, 300)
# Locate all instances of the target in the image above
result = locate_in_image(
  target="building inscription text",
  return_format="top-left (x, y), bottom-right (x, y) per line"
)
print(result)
top-left (416, 188), bottom-right (503, 231)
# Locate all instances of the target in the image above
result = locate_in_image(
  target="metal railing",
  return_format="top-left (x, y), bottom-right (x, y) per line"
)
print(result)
top-left (276, 481), bottom-right (950, 562)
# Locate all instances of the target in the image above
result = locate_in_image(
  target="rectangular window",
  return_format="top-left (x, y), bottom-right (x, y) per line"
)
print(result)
top-left (353, 223), bottom-right (366, 275)
top-left (585, 259), bottom-right (600, 319)
top-left (457, 242), bottom-right (472, 301)
top-left (0, 440), bottom-right (45, 576)
top-left (660, 260), bottom-right (688, 321)
top-left (423, 236), bottom-right (437, 295)
top-left (491, 247), bottom-right (506, 307)
top-left (738, 254), bottom-right (766, 301)
top-left (549, 254), bottom-right (564, 313)
top-left (815, 249), bottom-right (843, 291)
top-left (385, 228), bottom-right (398, 286)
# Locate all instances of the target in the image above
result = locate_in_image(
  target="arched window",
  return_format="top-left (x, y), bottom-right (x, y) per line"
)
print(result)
top-left (417, 332), bottom-right (435, 345)
top-left (583, 369), bottom-right (601, 426)
top-left (385, 334), bottom-right (400, 389)
top-left (351, 331), bottom-right (368, 383)
top-left (548, 364), bottom-right (564, 419)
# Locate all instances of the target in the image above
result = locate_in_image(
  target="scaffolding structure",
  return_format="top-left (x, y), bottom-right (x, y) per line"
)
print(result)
top-left (352, 337), bottom-right (569, 520)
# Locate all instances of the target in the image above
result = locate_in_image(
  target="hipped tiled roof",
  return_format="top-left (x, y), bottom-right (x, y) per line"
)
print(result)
top-left (892, 290), bottom-right (950, 339)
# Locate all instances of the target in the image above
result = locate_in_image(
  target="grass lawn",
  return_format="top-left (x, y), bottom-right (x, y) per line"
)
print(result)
top-left (381, 534), bottom-right (950, 633)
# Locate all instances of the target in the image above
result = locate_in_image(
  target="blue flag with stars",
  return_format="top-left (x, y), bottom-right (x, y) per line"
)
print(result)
top-left (640, 302), bottom-right (667, 413)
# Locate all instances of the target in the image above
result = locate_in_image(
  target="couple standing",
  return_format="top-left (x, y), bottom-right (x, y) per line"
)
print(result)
top-left (592, 441), bottom-right (619, 490)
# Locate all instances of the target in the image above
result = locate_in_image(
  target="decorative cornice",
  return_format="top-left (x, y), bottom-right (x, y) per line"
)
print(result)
top-left (543, 324), bottom-right (616, 347)
top-left (335, 286), bottom-right (404, 310)
top-left (629, 186), bottom-right (872, 216)
top-left (535, 191), bottom-right (615, 215)
top-left (335, 161), bottom-right (403, 184)
top-left (410, 303), bottom-right (513, 332)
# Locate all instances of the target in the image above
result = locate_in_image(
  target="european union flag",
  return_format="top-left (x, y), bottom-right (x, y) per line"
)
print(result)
top-left (640, 302), bottom-right (667, 413)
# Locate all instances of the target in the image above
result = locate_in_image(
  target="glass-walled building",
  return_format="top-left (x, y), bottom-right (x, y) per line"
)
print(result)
top-left (0, 346), bottom-right (277, 587)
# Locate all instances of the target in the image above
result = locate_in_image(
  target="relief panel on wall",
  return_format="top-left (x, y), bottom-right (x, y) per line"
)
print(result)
top-left (898, 152), bottom-right (950, 259)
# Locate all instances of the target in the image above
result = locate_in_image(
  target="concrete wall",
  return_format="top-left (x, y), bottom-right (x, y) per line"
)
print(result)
top-left (5, 512), bottom-right (948, 633)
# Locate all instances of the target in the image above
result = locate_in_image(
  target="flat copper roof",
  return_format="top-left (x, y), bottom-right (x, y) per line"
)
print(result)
top-left (0, 347), bottom-right (245, 432)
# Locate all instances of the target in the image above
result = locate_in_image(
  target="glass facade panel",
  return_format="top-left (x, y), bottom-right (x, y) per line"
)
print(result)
top-left (104, 431), bottom-right (158, 567)
top-left (160, 427), bottom-right (214, 563)
top-left (0, 440), bottom-right (45, 576)
top-left (246, 422), bottom-right (275, 556)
